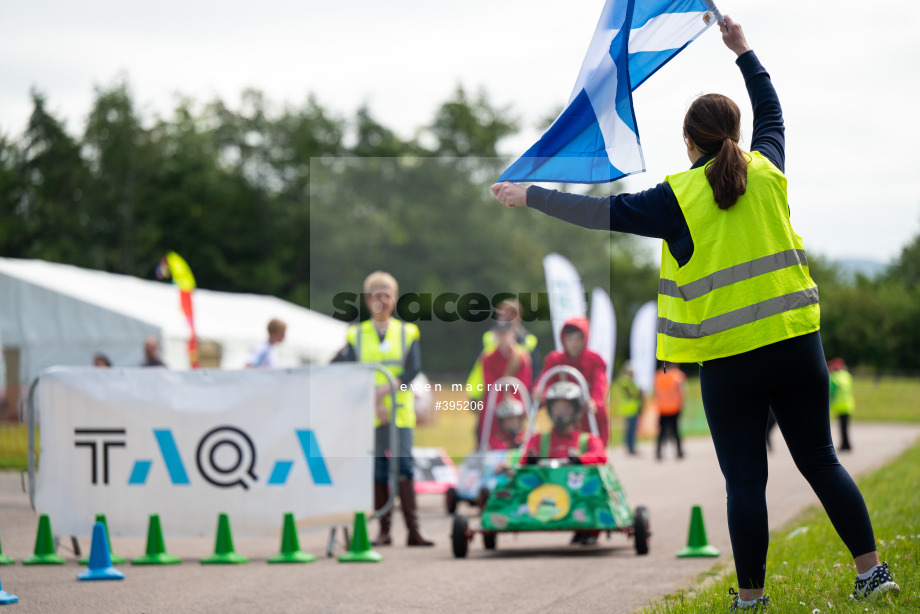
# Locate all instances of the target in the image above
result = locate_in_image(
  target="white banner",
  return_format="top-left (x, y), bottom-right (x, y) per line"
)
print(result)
top-left (630, 300), bottom-right (658, 395)
top-left (587, 287), bottom-right (616, 381)
top-left (542, 253), bottom-right (587, 353)
top-left (33, 365), bottom-right (375, 537)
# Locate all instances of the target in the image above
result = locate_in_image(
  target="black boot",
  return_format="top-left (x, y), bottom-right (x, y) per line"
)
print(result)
top-left (372, 482), bottom-right (392, 546)
top-left (398, 479), bottom-right (434, 546)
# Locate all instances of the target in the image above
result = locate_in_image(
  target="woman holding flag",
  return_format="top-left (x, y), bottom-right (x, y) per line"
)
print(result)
top-left (493, 16), bottom-right (898, 610)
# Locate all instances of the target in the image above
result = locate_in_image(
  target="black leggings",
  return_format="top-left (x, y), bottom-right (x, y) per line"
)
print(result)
top-left (657, 413), bottom-right (683, 458)
top-left (700, 331), bottom-right (876, 589)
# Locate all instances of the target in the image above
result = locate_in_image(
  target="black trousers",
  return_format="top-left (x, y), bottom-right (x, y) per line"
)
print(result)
top-left (657, 413), bottom-right (683, 459)
top-left (838, 414), bottom-right (852, 451)
top-left (700, 331), bottom-right (876, 589)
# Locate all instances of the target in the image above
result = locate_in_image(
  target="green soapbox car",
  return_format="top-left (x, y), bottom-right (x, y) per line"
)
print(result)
top-left (450, 366), bottom-right (650, 558)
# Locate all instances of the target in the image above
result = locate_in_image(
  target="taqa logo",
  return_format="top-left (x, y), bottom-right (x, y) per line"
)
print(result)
top-left (74, 426), bottom-right (332, 489)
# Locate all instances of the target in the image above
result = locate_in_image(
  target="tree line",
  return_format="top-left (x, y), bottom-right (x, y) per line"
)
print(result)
top-left (0, 80), bottom-right (917, 374)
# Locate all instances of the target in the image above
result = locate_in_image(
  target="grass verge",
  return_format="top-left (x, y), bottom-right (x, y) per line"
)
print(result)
top-left (0, 422), bottom-right (35, 469)
top-left (643, 438), bottom-right (920, 613)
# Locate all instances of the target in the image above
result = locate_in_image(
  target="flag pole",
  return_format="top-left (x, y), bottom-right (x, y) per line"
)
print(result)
top-left (702, 0), bottom-right (724, 23)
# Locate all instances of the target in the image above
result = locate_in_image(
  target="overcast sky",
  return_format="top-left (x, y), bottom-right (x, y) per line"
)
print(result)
top-left (2, 0), bottom-right (918, 264)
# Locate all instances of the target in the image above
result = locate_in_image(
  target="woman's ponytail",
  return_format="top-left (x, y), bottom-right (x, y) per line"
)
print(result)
top-left (706, 136), bottom-right (748, 210)
top-left (683, 94), bottom-right (748, 210)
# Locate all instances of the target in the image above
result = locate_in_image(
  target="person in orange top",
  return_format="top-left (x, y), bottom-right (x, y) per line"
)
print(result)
top-left (654, 364), bottom-right (686, 460)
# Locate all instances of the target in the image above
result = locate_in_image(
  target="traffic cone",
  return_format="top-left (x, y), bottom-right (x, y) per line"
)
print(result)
top-left (132, 514), bottom-right (181, 565)
top-left (0, 535), bottom-right (13, 565)
top-left (676, 505), bottom-right (720, 557)
top-left (79, 515), bottom-right (125, 565)
top-left (77, 522), bottom-right (125, 581)
top-left (201, 513), bottom-right (248, 564)
top-left (338, 511), bottom-right (382, 563)
top-left (268, 512), bottom-right (315, 564)
top-left (22, 514), bottom-right (65, 565)
top-left (0, 576), bottom-right (18, 605)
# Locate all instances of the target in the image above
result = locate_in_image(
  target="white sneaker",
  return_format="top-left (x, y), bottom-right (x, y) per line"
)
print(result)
top-left (729, 588), bottom-right (769, 611)
top-left (852, 561), bottom-right (900, 600)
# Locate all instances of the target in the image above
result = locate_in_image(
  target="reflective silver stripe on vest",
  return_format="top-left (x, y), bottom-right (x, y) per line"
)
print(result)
top-left (658, 286), bottom-right (819, 339)
top-left (659, 249), bottom-right (808, 301)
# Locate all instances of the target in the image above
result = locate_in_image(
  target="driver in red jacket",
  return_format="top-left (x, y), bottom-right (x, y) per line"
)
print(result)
top-left (538, 316), bottom-right (610, 446)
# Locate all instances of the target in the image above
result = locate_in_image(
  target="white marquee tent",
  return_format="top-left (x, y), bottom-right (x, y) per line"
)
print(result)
top-left (0, 258), bottom-right (349, 394)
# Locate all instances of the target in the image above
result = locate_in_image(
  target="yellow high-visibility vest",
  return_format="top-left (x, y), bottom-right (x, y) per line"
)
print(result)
top-left (658, 152), bottom-right (820, 363)
top-left (611, 374), bottom-right (642, 418)
top-left (830, 369), bottom-right (855, 415)
top-left (346, 319), bottom-right (419, 428)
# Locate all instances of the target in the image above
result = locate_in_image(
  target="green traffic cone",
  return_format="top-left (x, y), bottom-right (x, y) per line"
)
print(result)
top-left (79, 515), bottom-right (126, 565)
top-left (0, 535), bottom-right (14, 565)
top-left (676, 505), bottom-right (720, 557)
top-left (268, 512), bottom-right (315, 564)
top-left (22, 514), bottom-right (65, 565)
top-left (338, 511), bottom-right (382, 563)
top-left (132, 514), bottom-right (181, 565)
top-left (201, 513), bottom-right (248, 564)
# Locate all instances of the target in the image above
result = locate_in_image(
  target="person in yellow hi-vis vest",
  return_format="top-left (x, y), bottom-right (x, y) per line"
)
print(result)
top-left (491, 16), bottom-right (897, 609)
top-left (332, 271), bottom-right (433, 547)
top-left (828, 357), bottom-right (855, 452)
top-left (610, 362), bottom-right (643, 455)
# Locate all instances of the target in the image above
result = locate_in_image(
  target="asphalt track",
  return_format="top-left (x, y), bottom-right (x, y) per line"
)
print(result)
top-left (1, 422), bottom-right (917, 614)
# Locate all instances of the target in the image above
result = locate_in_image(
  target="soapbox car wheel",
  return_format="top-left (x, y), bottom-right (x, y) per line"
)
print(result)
top-left (451, 515), bottom-right (470, 558)
top-left (446, 487), bottom-right (458, 515)
top-left (634, 506), bottom-right (650, 555)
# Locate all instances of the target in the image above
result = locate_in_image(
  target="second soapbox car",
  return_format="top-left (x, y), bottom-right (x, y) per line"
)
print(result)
top-left (445, 376), bottom-right (530, 515)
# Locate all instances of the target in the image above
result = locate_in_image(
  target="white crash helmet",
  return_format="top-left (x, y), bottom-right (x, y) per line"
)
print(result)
top-left (545, 381), bottom-right (583, 429)
top-left (496, 397), bottom-right (525, 438)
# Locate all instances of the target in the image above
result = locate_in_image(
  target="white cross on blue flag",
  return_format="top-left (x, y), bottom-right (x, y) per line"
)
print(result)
top-left (499, 0), bottom-right (721, 185)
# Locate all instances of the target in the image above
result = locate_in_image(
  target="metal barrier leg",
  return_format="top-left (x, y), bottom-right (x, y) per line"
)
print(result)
top-left (326, 527), bottom-right (337, 558)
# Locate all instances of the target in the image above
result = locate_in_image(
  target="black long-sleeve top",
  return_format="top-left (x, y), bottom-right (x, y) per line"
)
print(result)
top-left (525, 50), bottom-right (784, 267)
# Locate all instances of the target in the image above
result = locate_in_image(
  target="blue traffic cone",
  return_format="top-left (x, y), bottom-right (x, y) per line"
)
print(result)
top-left (77, 522), bottom-right (125, 581)
top-left (79, 515), bottom-right (125, 565)
top-left (0, 576), bottom-right (18, 605)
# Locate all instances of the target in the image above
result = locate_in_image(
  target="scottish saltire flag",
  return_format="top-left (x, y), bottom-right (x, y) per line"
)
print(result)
top-left (500, 0), bottom-right (722, 184)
